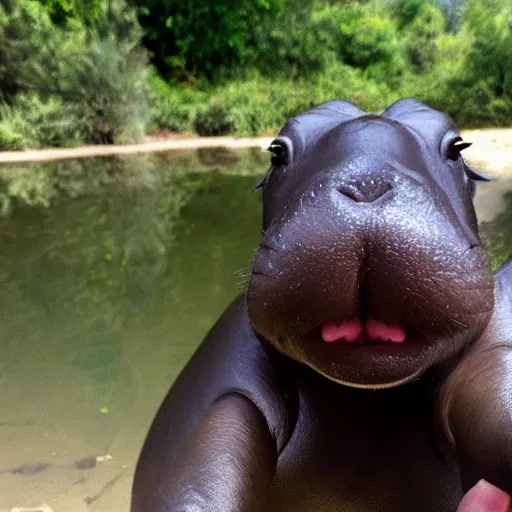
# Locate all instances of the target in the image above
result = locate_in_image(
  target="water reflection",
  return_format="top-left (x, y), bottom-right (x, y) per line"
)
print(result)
top-left (0, 149), bottom-right (266, 510)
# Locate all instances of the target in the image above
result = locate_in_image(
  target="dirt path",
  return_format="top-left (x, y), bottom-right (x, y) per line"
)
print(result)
top-left (0, 128), bottom-right (510, 167)
top-left (0, 136), bottom-right (273, 164)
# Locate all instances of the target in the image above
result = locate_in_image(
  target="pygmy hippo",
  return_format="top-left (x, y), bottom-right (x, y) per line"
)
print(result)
top-left (132, 99), bottom-right (512, 511)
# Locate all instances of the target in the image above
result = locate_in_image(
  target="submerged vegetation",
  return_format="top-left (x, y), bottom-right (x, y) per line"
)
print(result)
top-left (0, 0), bottom-right (511, 149)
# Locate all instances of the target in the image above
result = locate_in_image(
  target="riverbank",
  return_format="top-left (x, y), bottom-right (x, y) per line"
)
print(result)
top-left (0, 128), bottom-right (511, 168)
top-left (0, 135), bottom-right (273, 164)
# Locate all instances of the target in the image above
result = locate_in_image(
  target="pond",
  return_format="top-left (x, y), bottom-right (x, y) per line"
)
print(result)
top-left (0, 147), bottom-right (511, 511)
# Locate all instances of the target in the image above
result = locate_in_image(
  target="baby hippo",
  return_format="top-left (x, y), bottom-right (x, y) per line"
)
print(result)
top-left (132, 99), bottom-right (512, 512)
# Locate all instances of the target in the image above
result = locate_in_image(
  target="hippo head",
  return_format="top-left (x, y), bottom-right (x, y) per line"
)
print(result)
top-left (246, 99), bottom-right (495, 389)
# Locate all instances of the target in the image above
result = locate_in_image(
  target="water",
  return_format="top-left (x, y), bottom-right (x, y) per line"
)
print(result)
top-left (0, 147), bottom-right (510, 511)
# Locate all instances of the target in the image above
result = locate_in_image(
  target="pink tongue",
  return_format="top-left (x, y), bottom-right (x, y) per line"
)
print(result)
top-left (365, 318), bottom-right (406, 343)
top-left (321, 318), bottom-right (406, 343)
top-left (322, 318), bottom-right (362, 343)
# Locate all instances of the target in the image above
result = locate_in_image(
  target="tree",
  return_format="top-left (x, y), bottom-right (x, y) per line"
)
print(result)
top-left (392, 0), bottom-right (445, 72)
top-left (132, 0), bottom-right (285, 79)
top-left (463, 0), bottom-right (512, 98)
top-left (35, 0), bottom-right (106, 26)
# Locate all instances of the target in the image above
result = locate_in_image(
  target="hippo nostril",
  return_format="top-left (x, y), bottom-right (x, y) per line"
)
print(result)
top-left (337, 180), bottom-right (393, 203)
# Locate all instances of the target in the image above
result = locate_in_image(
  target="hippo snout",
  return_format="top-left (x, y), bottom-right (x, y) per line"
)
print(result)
top-left (247, 99), bottom-right (495, 389)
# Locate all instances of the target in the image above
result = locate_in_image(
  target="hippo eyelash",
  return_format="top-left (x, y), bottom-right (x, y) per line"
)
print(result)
top-left (254, 174), bottom-right (269, 190)
top-left (447, 138), bottom-right (472, 162)
top-left (446, 137), bottom-right (493, 183)
top-left (462, 159), bottom-right (493, 182)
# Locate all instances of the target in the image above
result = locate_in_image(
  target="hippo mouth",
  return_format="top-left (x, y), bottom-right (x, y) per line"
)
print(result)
top-left (296, 319), bottom-right (439, 388)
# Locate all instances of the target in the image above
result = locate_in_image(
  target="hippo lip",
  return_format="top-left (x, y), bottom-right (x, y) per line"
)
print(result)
top-left (295, 327), bottom-right (439, 388)
top-left (296, 324), bottom-right (438, 366)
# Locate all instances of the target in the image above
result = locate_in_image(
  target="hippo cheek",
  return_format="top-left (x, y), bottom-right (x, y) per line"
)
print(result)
top-left (247, 188), bottom-right (495, 388)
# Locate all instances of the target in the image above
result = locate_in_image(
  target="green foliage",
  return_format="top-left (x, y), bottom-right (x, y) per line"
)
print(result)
top-left (187, 63), bottom-right (397, 137)
top-left (194, 103), bottom-right (236, 137)
top-left (463, 0), bottom-right (512, 97)
top-left (392, 0), bottom-right (426, 29)
top-left (36, 0), bottom-right (106, 25)
top-left (401, 2), bottom-right (445, 72)
top-left (0, 94), bottom-right (83, 149)
top-left (38, 36), bottom-right (150, 144)
top-left (333, 4), bottom-right (403, 70)
top-left (2, 0), bottom-right (512, 148)
top-left (148, 71), bottom-right (206, 132)
top-left (409, 0), bottom-right (512, 126)
top-left (134, 0), bottom-right (285, 78)
top-left (0, 0), bottom-right (149, 149)
top-left (248, 2), bottom-right (336, 78)
top-left (0, 0), bottom-right (56, 99)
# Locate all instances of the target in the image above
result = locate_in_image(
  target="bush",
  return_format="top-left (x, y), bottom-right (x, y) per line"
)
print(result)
top-left (50, 36), bottom-right (150, 144)
top-left (2, 0), bottom-right (512, 148)
top-left (36, 0), bottom-right (105, 26)
top-left (193, 103), bottom-right (236, 136)
top-left (134, 0), bottom-right (285, 78)
top-left (250, 3), bottom-right (338, 78)
top-left (402, 2), bottom-right (445, 72)
top-left (32, 0), bottom-right (150, 144)
top-left (0, 0), bottom-right (150, 147)
top-left (148, 71), bottom-right (206, 132)
top-left (0, 94), bottom-right (83, 149)
top-left (0, 0), bottom-right (56, 99)
top-left (335, 5), bottom-right (402, 70)
top-left (183, 63), bottom-right (397, 137)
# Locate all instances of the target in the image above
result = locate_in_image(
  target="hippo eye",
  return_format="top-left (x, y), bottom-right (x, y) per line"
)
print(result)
top-left (447, 137), bottom-right (472, 161)
top-left (254, 138), bottom-right (291, 190)
top-left (268, 142), bottom-right (289, 168)
top-left (442, 135), bottom-right (493, 186)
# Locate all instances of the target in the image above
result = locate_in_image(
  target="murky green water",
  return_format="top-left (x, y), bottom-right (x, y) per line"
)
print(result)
top-left (0, 148), bottom-right (510, 511)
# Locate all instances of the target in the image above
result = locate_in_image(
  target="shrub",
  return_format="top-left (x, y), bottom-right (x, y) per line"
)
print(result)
top-left (51, 37), bottom-right (150, 144)
top-left (402, 2), bottom-right (445, 72)
top-left (337, 8), bottom-right (402, 70)
top-left (134, 0), bottom-right (285, 78)
top-left (0, 0), bottom-right (150, 147)
top-left (0, 93), bottom-right (84, 149)
top-left (193, 103), bottom-right (236, 136)
top-left (148, 71), bottom-right (206, 132)
top-left (35, 0), bottom-right (105, 26)
top-left (185, 63), bottom-right (397, 137)
top-left (250, 4), bottom-right (338, 78)
top-left (0, 98), bottom-right (38, 150)
top-left (0, 0), bottom-right (56, 99)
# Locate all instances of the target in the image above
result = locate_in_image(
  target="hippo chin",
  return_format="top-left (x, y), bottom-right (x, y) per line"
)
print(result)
top-left (132, 99), bottom-right (512, 512)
